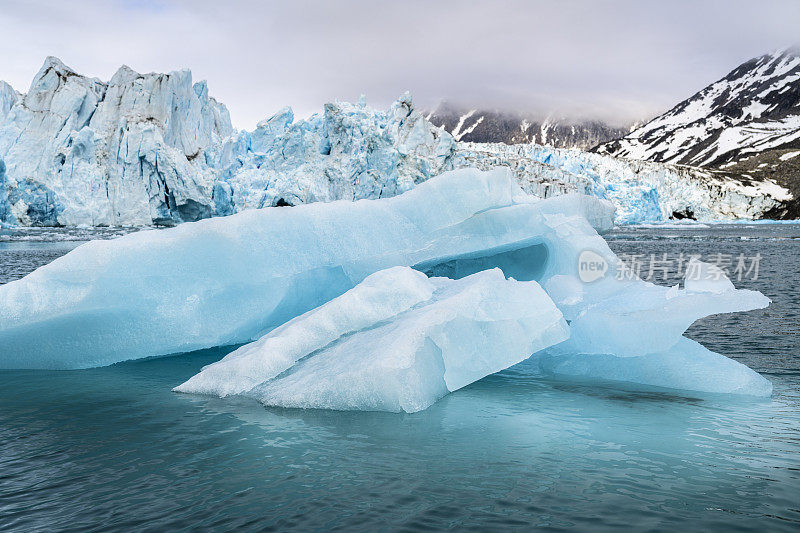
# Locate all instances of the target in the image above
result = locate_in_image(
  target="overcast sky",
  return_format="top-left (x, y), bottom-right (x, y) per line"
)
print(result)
top-left (0, 0), bottom-right (798, 128)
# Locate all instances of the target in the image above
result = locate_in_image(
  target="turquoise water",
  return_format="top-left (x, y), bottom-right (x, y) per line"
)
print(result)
top-left (1, 225), bottom-right (799, 531)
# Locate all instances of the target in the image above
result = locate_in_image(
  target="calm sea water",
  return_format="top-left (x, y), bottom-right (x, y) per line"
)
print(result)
top-left (1, 224), bottom-right (799, 532)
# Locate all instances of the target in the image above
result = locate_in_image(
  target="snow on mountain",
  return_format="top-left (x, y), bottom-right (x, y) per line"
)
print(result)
top-left (597, 48), bottom-right (800, 167)
top-left (0, 57), bottom-right (793, 227)
top-left (426, 101), bottom-right (632, 150)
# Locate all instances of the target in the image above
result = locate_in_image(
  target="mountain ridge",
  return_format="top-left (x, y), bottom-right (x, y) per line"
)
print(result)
top-left (595, 47), bottom-right (800, 214)
top-left (425, 102), bottom-right (635, 150)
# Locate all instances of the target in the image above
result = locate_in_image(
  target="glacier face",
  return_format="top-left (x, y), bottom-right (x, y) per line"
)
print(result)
top-left (176, 267), bottom-right (570, 413)
top-left (455, 142), bottom-right (793, 223)
top-left (0, 81), bottom-right (19, 120)
top-left (213, 92), bottom-right (455, 211)
top-left (0, 58), bottom-right (232, 226)
top-left (0, 169), bottom-right (771, 404)
top-left (0, 58), bottom-right (454, 226)
top-left (0, 58), bottom-right (793, 227)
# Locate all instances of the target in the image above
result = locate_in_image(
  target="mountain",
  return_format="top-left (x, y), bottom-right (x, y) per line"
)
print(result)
top-left (596, 48), bottom-right (800, 211)
top-left (425, 102), bottom-right (633, 150)
top-left (0, 57), bottom-right (793, 227)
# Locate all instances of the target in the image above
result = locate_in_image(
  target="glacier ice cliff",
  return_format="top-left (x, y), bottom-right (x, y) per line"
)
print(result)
top-left (455, 143), bottom-right (793, 223)
top-left (0, 57), bottom-right (232, 226)
top-left (214, 93), bottom-right (455, 211)
top-left (0, 58), bottom-right (453, 226)
top-left (0, 58), bottom-right (792, 227)
top-left (176, 267), bottom-right (570, 413)
top-left (0, 169), bottom-right (772, 406)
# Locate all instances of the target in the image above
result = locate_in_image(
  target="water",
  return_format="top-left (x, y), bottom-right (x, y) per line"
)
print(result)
top-left (1, 224), bottom-right (799, 531)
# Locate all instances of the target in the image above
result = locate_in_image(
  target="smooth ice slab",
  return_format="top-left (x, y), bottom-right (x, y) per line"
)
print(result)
top-left (177, 267), bottom-right (570, 413)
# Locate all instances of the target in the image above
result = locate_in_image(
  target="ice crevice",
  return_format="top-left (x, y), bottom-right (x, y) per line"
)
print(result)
top-left (0, 168), bottom-right (773, 411)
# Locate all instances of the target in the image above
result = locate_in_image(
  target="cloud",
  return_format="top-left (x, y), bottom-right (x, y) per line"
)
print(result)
top-left (0, 0), bottom-right (798, 128)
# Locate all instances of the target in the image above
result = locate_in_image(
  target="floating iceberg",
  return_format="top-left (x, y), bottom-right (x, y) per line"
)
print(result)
top-left (0, 168), bottom-right (604, 369)
top-left (534, 337), bottom-right (772, 397)
top-left (0, 168), bottom-right (772, 405)
top-left (176, 267), bottom-right (569, 413)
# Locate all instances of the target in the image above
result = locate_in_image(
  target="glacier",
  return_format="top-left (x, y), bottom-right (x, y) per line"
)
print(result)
top-left (0, 58), bottom-right (232, 226)
top-left (175, 267), bottom-right (570, 413)
top-left (456, 142), bottom-right (792, 223)
top-left (0, 57), bottom-right (792, 227)
top-left (0, 168), bottom-right (772, 407)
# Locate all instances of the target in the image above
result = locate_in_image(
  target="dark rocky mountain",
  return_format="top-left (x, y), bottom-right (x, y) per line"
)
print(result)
top-left (425, 102), bottom-right (633, 151)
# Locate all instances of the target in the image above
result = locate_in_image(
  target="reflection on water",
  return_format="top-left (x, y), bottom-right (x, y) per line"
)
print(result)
top-left (1, 224), bottom-right (799, 531)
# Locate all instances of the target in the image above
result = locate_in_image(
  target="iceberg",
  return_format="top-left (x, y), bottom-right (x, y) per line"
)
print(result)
top-left (0, 168), bottom-right (772, 403)
top-left (534, 336), bottom-right (773, 397)
top-left (537, 260), bottom-right (772, 396)
top-left (0, 168), bottom-right (600, 369)
top-left (176, 267), bottom-right (569, 413)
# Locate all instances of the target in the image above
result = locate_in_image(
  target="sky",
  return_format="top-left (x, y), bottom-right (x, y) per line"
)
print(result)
top-left (0, 0), bottom-right (798, 129)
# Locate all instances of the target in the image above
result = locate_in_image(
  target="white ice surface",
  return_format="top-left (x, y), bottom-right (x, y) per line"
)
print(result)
top-left (176, 267), bottom-right (569, 413)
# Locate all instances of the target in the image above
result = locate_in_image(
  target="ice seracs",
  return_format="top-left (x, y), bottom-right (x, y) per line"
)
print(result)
top-left (215, 91), bottom-right (455, 212)
top-left (176, 267), bottom-right (569, 413)
top-left (0, 58), bottom-right (454, 226)
top-left (0, 57), bottom-right (232, 226)
top-left (456, 142), bottom-right (792, 223)
top-left (0, 81), bottom-right (19, 120)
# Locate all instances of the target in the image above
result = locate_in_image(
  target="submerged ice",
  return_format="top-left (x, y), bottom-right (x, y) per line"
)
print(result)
top-left (0, 168), bottom-right (773, 408)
